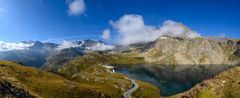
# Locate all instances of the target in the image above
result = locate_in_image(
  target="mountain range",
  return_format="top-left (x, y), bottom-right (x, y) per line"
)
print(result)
top-left (0, 40), bottom-right (115, 68)
top-left (0, 24), bottom-right (240, 98)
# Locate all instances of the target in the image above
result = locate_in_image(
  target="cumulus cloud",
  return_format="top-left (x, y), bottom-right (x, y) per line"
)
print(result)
top-left (109, 14), bottom-right (200, 45)
top-left (0, 41), bottom-right (34, 51)
top-left (67, 0), bottom-right (86, 16)
top-left (101, 29), bottom-right (111, 40)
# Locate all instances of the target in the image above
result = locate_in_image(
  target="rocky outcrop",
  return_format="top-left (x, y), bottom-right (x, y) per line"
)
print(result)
top-left (234, 49), bottom-right (240, 57)
top-left (144, 37), bottom-right (240, 65)
top-left (0, 80), bottom-right (35, 98)
top-left (233, 40), bottom-right (240, 57)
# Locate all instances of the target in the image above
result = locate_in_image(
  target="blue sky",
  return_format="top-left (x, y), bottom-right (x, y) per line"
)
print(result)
top-left (0, 0), bottom-right (239, 43)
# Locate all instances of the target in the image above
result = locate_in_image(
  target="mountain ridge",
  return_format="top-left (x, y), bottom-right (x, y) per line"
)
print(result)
top-left (0, 40), bottom-right (115, 68)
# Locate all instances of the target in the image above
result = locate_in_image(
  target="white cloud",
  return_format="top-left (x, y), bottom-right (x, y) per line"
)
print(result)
top-left (0, 41), bottom-right (34, 51)
top-left (57, 40), bottom-right (83, 50)
top-left (85, 43), bottom-right (115, 51)
top-left (101, 29), bottom-right (111, 40)
top-left (67, 0), bottom-right (86, 16)
top-left (109, 14), bottom-right (200, 45)
top-left (160, 20), bottom-right (200, 38)
top-left (57, 40), bottom-right (115, 51)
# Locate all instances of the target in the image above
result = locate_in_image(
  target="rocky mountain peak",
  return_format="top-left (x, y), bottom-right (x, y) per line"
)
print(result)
top-left (144, 37), bottom-right (240, 65)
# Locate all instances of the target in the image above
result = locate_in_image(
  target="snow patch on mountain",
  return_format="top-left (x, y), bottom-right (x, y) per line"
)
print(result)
top-left (57, 40), bottom-right (115, 51)
top-left (85, 43), bottom-right (115, 51)
top-left (57, 41), bottom-right (83, 50)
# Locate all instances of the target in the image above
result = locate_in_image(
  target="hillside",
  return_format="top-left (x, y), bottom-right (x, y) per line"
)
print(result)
top-left (0, 61), bottom-right (160, 98)
top-left (42, 48), bottom-right (84, 71)
top-left (170, 66), bottom-right (240, 98)
top-left (46, 37), bottom-right (240, 96)
top-left (57, 52), bottom-right (160, 98)
top-left (43, 51), bottom-right (144, 72)
top-left (0, 37), bottom-right (239, 97)
top-left (113, 37), bottom-right (240, 86)
top-left (144, 37), bottom-right (240, 65)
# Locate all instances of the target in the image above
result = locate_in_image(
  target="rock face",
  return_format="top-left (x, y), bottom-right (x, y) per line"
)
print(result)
top-left (120, 37), bottom-right (240, 91)
top-left (144, 37), bottom-right (240, 65)
top-left (0, 81), bottom-right (35, 98)
top-left (234, 49), bottom-right (240, 57)
top-left (234, 41), bottom-right (240, 57)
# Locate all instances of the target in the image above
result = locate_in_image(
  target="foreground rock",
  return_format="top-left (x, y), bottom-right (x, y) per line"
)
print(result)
top-left (0, 80), bottom-right (35, 98)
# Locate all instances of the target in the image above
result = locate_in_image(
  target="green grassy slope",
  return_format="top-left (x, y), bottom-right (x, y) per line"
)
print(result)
top-left (170, 66), bottom-right (240, 98)
top-left (58, 52), bottom-right (160, 98)
top-left (0, 61), bottom-right (120, 98)
top-left (0, 59), bottom-right (160, 98)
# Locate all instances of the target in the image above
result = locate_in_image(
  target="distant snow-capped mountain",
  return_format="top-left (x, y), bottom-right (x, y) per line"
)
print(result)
top-left (0, 40), bottom-right (115, 68)
top-left (42, 40), bottom-right (115, 71)
top-left (56, 39), bottom-right (115, 52)
top-left (0, 41), bottom-right (58, 67)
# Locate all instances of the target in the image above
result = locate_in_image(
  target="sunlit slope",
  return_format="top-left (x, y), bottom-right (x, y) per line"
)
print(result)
top-left (58, 52), bottom-right (160, 98)
top-left (144, 38), bottom-right (240, 65)
top-left (170, 66), bottom-right (240, 98)
top-left (0, 60), bottom-right (160, 98)
top-left (0, 61), bottom-right (114, 98)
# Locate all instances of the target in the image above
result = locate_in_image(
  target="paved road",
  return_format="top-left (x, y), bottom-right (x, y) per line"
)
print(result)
top-left (124, 78), bottom-right (139, 98)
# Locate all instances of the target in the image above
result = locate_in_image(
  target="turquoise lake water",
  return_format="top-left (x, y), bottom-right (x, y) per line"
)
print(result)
top-left (115, 67), bottom-right (192, 96)
top-left (114, 64), bottom-right (232, 96)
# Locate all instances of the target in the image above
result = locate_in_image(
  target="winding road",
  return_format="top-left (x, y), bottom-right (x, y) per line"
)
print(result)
top-left (124, 78), bottom-right (139, 98)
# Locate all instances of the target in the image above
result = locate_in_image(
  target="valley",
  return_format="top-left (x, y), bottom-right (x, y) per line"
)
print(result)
top-left (0, 36), bottom-right (239, 98)
top-left (1, 1), bottom-right (239, 98)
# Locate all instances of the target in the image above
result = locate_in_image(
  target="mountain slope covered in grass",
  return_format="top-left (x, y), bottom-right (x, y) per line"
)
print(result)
top-left (0, 60), bottom-right (160, 98)
top-left (57, 52), bottom-right (160, 98)
top-left (170, 66), bottom-right (240, 98)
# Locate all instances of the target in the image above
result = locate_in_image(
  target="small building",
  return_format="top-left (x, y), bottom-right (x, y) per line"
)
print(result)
top-left (102, 65), bottom-right (115, 73)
